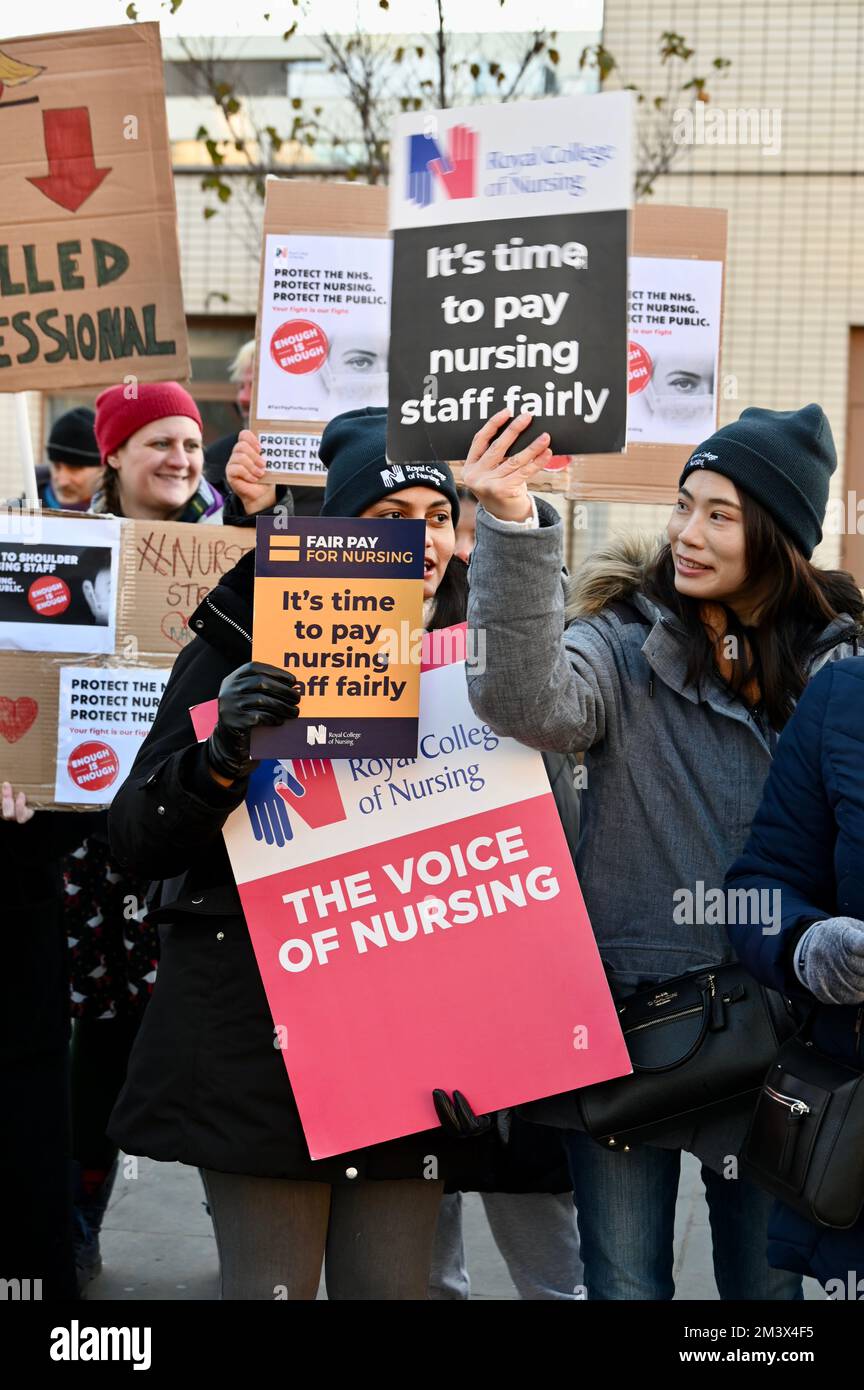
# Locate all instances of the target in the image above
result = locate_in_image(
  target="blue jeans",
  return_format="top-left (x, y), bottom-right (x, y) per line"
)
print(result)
top-left (563, 1130), bottom-right (803, 1301)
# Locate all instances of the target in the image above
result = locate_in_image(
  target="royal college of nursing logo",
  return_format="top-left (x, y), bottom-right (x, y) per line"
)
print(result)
top-left (406, 124), bottom-right (478, 208)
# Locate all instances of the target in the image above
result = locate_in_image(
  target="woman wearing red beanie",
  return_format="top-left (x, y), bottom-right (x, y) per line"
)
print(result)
top-left (92, 382), bottom-right (223, 523)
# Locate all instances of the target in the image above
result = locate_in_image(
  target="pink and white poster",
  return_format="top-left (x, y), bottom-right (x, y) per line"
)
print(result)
top-left (193, 627), bottom-right (629, 1159)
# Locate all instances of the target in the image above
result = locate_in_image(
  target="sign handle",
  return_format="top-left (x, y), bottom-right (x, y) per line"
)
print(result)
top-left (14, 393), bottom-right (38, 504)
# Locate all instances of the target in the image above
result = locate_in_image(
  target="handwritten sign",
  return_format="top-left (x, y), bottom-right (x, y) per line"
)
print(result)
top-left (0, 22), bottom-right (188, 389)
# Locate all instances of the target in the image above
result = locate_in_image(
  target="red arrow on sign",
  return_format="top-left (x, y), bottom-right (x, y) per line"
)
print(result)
top-left (27, 107), bottom-right (111, 212)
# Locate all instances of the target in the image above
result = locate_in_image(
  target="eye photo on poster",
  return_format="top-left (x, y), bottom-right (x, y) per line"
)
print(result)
top-left (0, 515), bottom-right (120, 653)
top-left (626, 257), bottom-right (723, 446)
top-left (255, 233), bottom-right (392, 426)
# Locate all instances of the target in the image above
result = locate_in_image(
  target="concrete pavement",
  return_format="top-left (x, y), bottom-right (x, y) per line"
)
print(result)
top-left (88, 1153), bottom-right (825, 1301)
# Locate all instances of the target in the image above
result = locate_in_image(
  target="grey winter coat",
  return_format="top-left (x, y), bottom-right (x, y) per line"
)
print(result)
top-left (466, 499), bottom-right (859, 1170)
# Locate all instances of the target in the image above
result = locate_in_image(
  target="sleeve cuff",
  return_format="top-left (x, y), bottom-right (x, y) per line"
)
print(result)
top-left (793, 921), bottom-right (823, 987)
top-left (177, 743), bottom-right (249, 809)
top-left (492, 495), bottom-right (540, 530)
top-left (477, 495), bottom-right (560, 533)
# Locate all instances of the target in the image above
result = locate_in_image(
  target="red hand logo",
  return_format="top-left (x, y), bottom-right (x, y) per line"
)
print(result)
top-left (430, 125), bottom-right (477, 200)
top-left (275, 759), bottom-right (347, 830)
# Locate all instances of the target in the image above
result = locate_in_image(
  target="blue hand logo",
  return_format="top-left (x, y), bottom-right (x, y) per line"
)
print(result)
top-left (407, 133), bottom-right (450, 208)
top-left (245, 760), bottom-right (305, 847)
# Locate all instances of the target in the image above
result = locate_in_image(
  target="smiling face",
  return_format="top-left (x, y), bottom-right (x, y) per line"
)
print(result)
top-left (359, 486), bottom-right (456, 600)
top-left (667, 469), bottom-right (754, 613)
top-left (107, 415), bottom-right (203, 521)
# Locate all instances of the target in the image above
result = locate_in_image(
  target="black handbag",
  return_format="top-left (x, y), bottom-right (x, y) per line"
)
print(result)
top-left (577, 962), bottom-right (796, 1149)
top-left (742, 1027), bottom-right (864, 1229)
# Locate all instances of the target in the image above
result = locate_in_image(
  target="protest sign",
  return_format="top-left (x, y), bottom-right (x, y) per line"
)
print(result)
top-left (0, 22), bottom-right (188, 390)
top-left (251, 180), bottom-right (390, 483)
top-left (387, 92), bottom-right (632, 465)
top-left (250, 515), bottom-right (425, 760)
top-left (569, 204), bottom-right (728, 504)
top-left (627, 257), bottom-right (723, 446)
top-left (0, 510), bottom-right (254, 806)
top-left (117, 516), bottom-right (254, 655)
top-left (192, 628), bottom-right (631, 1159)
top-left (54, 665), bottom-right (169, 803)
top-left (0, 512), bottom-right (120, 652)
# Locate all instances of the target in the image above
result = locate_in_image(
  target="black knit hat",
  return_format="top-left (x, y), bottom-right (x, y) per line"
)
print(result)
top-left (679, 404), bottom-right (836, 559)
top-left (47, 407), bottom-right (100, 467)
top-left (320, 407), bottom-right (460, 524)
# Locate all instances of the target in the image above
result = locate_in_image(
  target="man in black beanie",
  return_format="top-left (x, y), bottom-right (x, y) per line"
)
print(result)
top-left (39, 408), bottom-right (102, 512)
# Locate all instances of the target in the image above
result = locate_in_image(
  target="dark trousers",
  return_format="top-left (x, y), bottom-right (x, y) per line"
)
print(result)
top-left (2, 1050), bottom-right (77, 1300)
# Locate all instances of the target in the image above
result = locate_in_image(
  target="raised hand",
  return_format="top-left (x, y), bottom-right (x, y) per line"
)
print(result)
top-left (462, 409), bottom-right (553, 521)
top-left (226, 429), bottom-right (277, 516)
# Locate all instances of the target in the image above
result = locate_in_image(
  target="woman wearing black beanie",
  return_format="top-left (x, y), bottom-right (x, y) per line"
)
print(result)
top-left (105, 409), bottom-right (498, 1299)
top-left (463, 402), bottom-right (864, 1301)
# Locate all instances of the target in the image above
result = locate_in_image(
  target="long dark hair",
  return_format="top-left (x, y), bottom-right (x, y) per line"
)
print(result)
top-left (428, 555), bottom-right (469, 631)
top-left (644, 490), bottom-right (864, 729)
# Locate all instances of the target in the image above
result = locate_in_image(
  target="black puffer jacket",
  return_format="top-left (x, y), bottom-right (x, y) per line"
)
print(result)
top-left (107, 550), bottom-right (503, 1186)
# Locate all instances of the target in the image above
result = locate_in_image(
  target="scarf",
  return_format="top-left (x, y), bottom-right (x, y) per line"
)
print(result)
top-left (699, 601), bottom-right (762, 708)
top-left (90, 477), bottom-right (223, 522)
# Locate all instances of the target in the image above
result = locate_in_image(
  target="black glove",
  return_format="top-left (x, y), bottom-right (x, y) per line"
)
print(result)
top-left (207, 661), bottom-right (301, 783)
top-left (433, 1088), bottom-right (493, 1138)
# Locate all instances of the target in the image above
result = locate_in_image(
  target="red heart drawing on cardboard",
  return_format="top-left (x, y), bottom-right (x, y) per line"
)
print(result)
top-left (0, 696), bottom-right (38, 743)
top-left (161, 612), bottom-right (191, 648)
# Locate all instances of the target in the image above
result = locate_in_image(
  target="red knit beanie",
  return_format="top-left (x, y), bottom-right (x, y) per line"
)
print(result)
top-left (94, 382), bottom-right (203, 463)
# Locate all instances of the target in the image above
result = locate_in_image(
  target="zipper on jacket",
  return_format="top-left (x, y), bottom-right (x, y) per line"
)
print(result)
top-left (765, 1085), bottom-right (810, 1116)
top-left (204, 596), bottom-right (252, 645)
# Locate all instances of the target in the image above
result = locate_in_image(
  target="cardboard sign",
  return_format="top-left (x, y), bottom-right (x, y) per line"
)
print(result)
top-left (250, 516), bottom-right (425, 760)
top-left (251, 180), bottom-right (389, 485)
top-left (569, 205), bottom-right (728, 505)
top-left (0, 22), bottom-right (188, 390)
top-left (0, 510), bottom-right (254, 806)
top-left (0, 512), bottom-right (120, 652)
top-left (192, 631), bottom-right (630, 1160)
top-left (387, 92), bottom-right (633, 464)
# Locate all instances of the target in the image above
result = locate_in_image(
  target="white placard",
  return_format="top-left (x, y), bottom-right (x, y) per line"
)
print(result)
top-left (54, 665), bottom-right (169, 804)
top-left (259, 432), bottom-right (326, 477)
top-left (255, 233), bottom-right (391, 425)
top-left (0, 514), bottom-right (120, 654)
top-left (389, 91), bottom-right (633, 231)
top-left (626, 257), bottom-right (723, 446)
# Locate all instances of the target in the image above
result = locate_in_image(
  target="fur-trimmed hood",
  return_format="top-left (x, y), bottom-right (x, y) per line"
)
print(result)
top-left (565, 533), bottom-right (664, 622)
